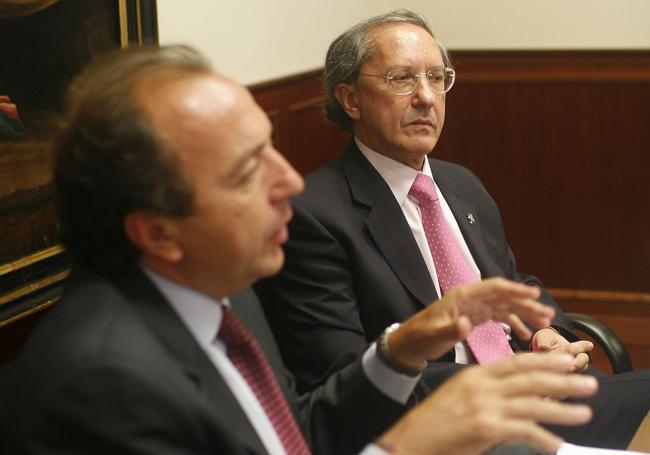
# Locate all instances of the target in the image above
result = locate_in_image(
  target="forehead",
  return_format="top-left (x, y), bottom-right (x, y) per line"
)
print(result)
top-left (138, 72), bottom-right (269, 170)
top-left (365, 23), bottom-right (442, 68)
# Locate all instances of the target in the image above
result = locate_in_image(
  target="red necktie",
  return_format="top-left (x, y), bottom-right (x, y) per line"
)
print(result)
top-left (219, 307), bottom-right (311, 455)
top-left (409, 173), bottom-right (514, 364)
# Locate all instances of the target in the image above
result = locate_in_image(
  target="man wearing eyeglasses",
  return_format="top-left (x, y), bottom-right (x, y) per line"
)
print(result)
top-left (256, 9), bottom-right (650, 449)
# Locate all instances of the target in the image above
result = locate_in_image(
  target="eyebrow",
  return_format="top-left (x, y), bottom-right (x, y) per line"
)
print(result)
top-left (391, 64), bottom-right (446, 71)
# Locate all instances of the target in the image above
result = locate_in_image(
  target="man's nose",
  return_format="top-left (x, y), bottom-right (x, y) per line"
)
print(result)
top-left (411, 76), bottom-right (437, 108)
top-left (270, 147), bottom-right (304, 202)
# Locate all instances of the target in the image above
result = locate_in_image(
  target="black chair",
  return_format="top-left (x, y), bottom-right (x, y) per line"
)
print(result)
top-left (566, 312), bottom-right (633, 374)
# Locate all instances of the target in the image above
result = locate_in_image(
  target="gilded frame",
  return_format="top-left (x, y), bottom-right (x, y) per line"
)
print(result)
top-left (0, 0), bottom-right (158, 326)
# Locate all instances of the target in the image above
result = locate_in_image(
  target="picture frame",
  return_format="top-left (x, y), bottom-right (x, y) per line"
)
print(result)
top-left (0, 0), bottom-right (158, 326)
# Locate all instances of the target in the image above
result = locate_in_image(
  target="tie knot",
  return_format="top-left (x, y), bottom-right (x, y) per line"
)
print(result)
top-left (409, 173), bottom-right (438, 206)
top-left (218, 307), bottom-right (253, 348)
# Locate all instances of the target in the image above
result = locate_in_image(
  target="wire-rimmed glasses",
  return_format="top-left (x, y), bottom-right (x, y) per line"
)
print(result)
top-left (359, 67), bottom-right (456, 95)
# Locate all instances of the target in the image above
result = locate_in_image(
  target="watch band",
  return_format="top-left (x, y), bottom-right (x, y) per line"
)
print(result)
top-left (376, 322), bottom-right (427, 377)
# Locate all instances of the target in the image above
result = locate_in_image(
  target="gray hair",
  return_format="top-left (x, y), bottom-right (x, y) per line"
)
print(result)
top-left (323, 9), bottom-right (452, 132)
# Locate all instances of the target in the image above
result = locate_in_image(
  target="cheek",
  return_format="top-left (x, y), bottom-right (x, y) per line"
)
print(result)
top-left (437, 102), bottom-right (446, 125)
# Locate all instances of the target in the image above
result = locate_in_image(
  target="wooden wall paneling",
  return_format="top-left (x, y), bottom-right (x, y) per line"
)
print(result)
top-left (286, 96), bottom-right (350, 175)
top-left (251, 70), bottom-right (349, 175)
top-left (434, 52), bottom-right (650, 295)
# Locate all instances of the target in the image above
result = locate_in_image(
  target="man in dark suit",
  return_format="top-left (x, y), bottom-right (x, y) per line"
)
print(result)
top-left (0, 45), bottom-right (599, 455)
top-left (255, 9), bottom-right (650, 449)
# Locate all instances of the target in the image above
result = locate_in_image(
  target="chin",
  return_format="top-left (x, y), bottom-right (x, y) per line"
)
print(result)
top-left (402, 137), bottom-right (437, 155)
top-left (256, 251), bottom-right (285, 280)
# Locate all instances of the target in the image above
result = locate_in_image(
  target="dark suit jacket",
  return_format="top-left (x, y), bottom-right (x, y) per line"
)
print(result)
top-left (256, 141), bottom-right (650, 449)
top-left (0, 266), bottom-right (405, 455)
top-left (256, 140), bottom-right (576, 393)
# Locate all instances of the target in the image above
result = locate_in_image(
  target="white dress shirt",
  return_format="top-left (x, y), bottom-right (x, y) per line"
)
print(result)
top-left (356, 137), bottom-right (484, 364)
top-left (142, 267), bottom-right (415, 455)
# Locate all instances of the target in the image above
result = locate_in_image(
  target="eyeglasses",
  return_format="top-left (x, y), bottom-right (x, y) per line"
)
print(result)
top-left (358, 67), bottom-right (456, 95)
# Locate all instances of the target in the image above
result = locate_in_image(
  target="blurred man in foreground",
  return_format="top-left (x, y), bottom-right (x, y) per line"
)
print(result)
top-left (0, 45), bottom-right (597, 455)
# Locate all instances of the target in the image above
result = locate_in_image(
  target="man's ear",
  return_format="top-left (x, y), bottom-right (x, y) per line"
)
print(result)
top-left (123, 211), bottom-right (183, 263)
top-left (334, 82), bottom-right (361, 121)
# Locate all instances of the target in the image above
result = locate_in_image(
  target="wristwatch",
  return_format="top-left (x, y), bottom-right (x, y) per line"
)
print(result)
top-left (376, 322), bottom-right (427, 377)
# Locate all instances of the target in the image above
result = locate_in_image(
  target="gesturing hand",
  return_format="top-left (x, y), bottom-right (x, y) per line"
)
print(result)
top-left (531, 328), bottom-right (593, 372)
top-left (388, 277), bottom-right (554, 369)
top-left (377, 352), bottom-right (598, 455)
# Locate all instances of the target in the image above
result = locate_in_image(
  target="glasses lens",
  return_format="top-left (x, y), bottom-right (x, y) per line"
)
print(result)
top-left (443, 68), bottom-right (455, 93)
top-left (425, 69), bottom-right (455, 93)
top-left (386, 68), bottom-right (455, 94)
top-left (387, 70), bottom-right (415, 95)
top-left (426, 70), bottom-right (446, 93)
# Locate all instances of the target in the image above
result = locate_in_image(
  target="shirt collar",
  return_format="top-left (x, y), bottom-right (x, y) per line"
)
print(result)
top-left (355, 137), bottom-right (434, 206)
top-left (141, 266), bottom-right (226, 348)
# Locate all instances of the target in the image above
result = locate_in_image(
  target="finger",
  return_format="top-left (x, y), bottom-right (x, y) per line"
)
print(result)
top-left (557, 340), bottom-right (594, 356)
top-left (574, 353), bottom-right (590, 372)
top-left (504, 397), bottom-right (593, 426)
top-left (456, 315), bottom-right (473, 340)
top-left (459, 293), bottom-right (552, 330)
top-left (490, 296), bottom-right (555, 324)
top-left (458, 279), bottom-right (543, 308)
top-left (532, 338), bottom-right (553, 352)
top-left (0, 95), bottom-right (11, 103)
top-left (506, 314), bottom-right (533, 341)
top-left (485, 352), bottom-right (575, 378)
top-left (499, 370), bottom-right (598, 399)
top-left (530, 329), bottom-right (556, 352)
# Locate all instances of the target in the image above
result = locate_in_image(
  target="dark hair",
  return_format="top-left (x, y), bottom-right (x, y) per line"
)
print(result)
top-left (54, 45), bottom-right (211, 275)
top-left (323, 9), bottom-right (452, 132)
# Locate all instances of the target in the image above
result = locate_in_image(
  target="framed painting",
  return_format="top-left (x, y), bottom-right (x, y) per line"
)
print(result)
top-left (0, 0), bottom-right (158, 325)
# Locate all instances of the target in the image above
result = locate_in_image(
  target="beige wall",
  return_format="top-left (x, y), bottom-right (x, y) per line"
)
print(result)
top-left (158, 0), bottom-right (650, 85)
top-left (402, 0), bottom-right (650, 50)
top-left (157, 0), bottom-right (392, 85)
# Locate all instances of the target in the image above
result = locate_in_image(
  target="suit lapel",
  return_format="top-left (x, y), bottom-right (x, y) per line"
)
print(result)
top-left (342, 142), bottom-right (438, 307)
top-left (113, 268), bottom-right (268, 455)
top-left (430, 159), bottom-right (502, 277)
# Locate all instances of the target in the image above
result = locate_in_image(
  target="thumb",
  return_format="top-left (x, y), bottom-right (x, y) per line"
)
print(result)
top-left (531, 331), bottom-right (552, 352)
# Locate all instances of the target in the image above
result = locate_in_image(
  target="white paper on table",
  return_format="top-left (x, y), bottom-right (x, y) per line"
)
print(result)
top-left (557, 442), bottom-right (646, 454)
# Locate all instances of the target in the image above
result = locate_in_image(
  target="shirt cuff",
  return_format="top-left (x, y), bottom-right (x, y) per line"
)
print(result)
top-left (359, 443), bottom-right (391, 455)
top-left (362, 342), bottom-right (421, 404)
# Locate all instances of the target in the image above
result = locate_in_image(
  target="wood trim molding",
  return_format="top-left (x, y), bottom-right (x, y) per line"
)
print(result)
top-left (450, 50), bottom-right (650, 82)
top-left (247, 52), bottom-right (650, 90)
top-left (549, 288), bottom-right (650, 305)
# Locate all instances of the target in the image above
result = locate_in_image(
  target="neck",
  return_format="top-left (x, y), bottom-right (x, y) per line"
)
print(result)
top-left (140, 257), bottom-right (229, 301)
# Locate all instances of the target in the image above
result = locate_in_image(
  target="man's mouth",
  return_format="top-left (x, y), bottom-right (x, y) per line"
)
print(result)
top-left (409, 119), bottom-right (434, 127)
top-left (271, 208), bottom-right (293, 244)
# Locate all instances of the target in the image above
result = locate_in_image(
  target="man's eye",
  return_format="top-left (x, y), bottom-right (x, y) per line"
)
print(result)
top-left (390, 72), bottom-right (413, 83)
top-left (427, 72), bottom-right (444, 83)
top-left (237, 158), bottom-right (261, 185)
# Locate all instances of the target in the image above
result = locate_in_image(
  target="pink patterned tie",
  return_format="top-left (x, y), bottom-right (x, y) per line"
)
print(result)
top-left (409, 173), bottom-right (514, 364)
top-left (219, 308), bottom-right (311, 455)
